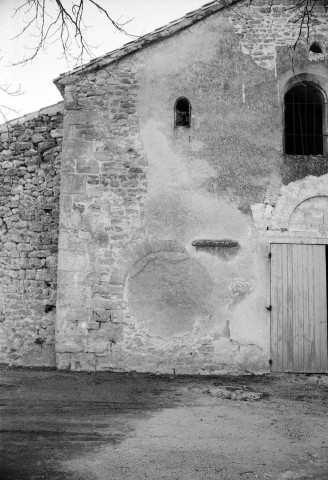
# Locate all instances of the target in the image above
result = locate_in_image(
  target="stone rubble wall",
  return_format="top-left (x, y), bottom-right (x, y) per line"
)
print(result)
top-left (56, 59), bottom-right (148, 371)
top-left (0, 103), bottom-right (63, 366)
top-left (226, 0), bottom-right (328, 70)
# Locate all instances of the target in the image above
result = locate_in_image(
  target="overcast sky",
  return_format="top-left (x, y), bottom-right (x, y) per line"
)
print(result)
top-left (0, 0), bottom-right (206, 120)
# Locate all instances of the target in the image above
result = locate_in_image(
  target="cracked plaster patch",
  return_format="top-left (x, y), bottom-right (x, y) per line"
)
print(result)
top-left (228, 280), bottom-right (253, 307)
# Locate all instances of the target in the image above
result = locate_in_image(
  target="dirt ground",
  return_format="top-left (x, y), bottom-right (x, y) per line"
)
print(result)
top-left (0, 368), bottom-right (328, 480)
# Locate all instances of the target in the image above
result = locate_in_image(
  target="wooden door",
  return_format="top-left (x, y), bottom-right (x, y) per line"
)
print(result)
top-left (270, 243), bottom-right (328, 373)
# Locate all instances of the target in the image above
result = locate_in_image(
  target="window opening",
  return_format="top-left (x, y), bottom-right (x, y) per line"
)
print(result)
top-left (284, 82), bottom-right (324, 155)
top-left (310, 42), bottom-right (322, 54)
top-left (175, 97), bottom-right (191, 127)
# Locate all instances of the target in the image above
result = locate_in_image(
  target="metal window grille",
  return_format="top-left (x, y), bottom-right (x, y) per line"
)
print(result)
top-left (284, 83), bottom-right (324, 155)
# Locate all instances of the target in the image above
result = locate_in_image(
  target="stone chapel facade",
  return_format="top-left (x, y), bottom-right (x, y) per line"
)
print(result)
top-left (1, 0), bottom-right (328, 374)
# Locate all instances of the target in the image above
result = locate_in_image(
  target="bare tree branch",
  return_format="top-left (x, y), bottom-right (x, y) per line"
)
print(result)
top-left (11, 0), bottom-right (135, 67)
top-left (0, 82), bottom-right (23, 97)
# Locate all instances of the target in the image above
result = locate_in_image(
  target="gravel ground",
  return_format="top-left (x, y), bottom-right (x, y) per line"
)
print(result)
top-left (0, 368), bottom-right (327, 480)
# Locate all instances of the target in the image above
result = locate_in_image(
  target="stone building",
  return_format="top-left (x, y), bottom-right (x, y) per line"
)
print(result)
top-left (1, 0), bottom-right (328, 374)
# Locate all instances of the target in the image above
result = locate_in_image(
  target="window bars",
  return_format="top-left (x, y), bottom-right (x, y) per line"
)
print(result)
top-left (285, 83), bottom-right (324, 155)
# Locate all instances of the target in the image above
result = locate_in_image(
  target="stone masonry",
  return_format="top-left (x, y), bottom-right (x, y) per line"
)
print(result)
top-left (0, 103), bottom-right (63, 366)
top-left (55, 59), bottom-right (149, 371)
top-left (53, 0), bottom-right (328, 374)
top-left (226, 0), bottom-right (328, 71)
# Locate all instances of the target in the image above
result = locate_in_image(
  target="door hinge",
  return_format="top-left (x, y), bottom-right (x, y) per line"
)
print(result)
top-left (268, 252), bottom-right (272, 258)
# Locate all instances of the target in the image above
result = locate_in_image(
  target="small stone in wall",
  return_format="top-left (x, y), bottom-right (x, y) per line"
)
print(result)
top-left (92, 229), bottom-right (109, 248)
top-left (50, 129), bottom-right (63, 138)
top-left (38, 141), bottom-right (56, 154)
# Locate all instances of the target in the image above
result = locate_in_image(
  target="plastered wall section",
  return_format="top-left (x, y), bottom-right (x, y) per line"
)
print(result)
top-left (127, 11), bottom-right (276, 375)
top-left (56, 1), bottom-right (328, 374)
top-left (0, 103), bottom-right (63, 366)
top-left (124, 5), bottom-right (328, 375)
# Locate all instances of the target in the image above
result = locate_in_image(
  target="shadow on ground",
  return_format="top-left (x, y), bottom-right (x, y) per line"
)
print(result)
top-left (0, 368), bottom-right (328, 480)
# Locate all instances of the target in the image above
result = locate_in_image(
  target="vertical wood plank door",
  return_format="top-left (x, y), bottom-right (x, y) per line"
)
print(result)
top-left (270, 244), bottom-right (328, 373)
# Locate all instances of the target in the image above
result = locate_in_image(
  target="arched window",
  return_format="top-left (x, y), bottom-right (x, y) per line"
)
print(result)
top-left (284, 82), bottom-right (324, 155)
top-left (175, 97), bottom-right (191, 127)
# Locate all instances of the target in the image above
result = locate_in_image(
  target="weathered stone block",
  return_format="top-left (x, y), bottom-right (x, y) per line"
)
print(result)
top-left (58, 287), bottom-right (87, 308)
top-left (45, 256), bottom-right (57, 268)
top-left (50, 129), bottom-right (63, 138)
top-left (92, 283), bottom-right (112, 295)
top-left (89, 322), bottom-right (123, 344)
top-left (76, 158), bottom-right (99, 174)
top-left (87, 297), bottom-right (113, 310)
top-left (56, 339), bottom-right (84, 354)
top-left (109, 273), bottom-right (125, 285)
top-left (31, 133), bottom-right (45, 144)
top-left (38, 141), bottom-right (56, 153)
top-left (110, 310), bottom-right (124, 324)
top-left (86, 340), bottom-right (107, 354)
top-left (58, 251), bottom-right (87, 272)
top-left (64, 89), bottom-right (78, 110)
top-left (56, 352), bottom-right (71, 370)
top-left (87, 321), bottom-right (100, 330)
top-left (60, 174), bottom-right (86, 194)
top-left (70, 353), bottom-right (96, 371)
top-left (35, 269), bottom-right (53, 281)
top-left (92, 309), bottom-right (109, 322)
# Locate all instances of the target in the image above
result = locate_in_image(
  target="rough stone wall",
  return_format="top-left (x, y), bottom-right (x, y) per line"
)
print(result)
top-left (0, 103), bottom-right (63, 366)
top-left (56, 61), bottom-right (148, 372)
top-left (226, 0), bottom-right (328, 71)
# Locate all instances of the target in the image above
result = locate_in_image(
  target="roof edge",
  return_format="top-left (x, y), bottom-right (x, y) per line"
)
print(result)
top-left (54, 0), bottom-right (239, 88)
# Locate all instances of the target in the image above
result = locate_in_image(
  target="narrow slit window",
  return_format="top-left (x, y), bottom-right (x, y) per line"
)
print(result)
top-left (284, 82), bottom-right (324, 155)
top-left (175, 97), bottom-right (191, 127)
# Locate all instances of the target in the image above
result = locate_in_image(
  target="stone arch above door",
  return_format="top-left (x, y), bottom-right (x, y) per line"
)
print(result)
top-left (289, 196), bottom-right (328, 233)
top-left (269, 174), bottom-right (328, 232)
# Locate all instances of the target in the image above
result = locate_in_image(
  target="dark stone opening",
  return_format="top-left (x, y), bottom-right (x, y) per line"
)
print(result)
top-left (175, 97), bottom-right (191, 127)
top-left (309, 42), bottom-right (322, 54)
top-left (284, 82), bottom-right (323, 155)
top-left (192, 239), bottom-right (240, 258)
top-left (44, 305), bottom-right (56, 313)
